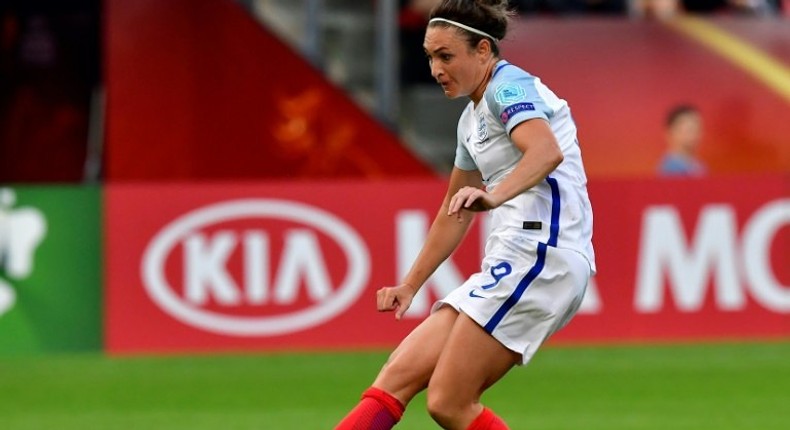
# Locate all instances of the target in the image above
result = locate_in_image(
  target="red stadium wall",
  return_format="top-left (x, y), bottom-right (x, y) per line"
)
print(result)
top-left (105, 0), bottom-right (432, 180)
top-left (105, 175), bottom-right (789, 354)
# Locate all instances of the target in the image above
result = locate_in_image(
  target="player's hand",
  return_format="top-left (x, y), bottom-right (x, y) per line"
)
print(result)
top-left (448, 186), bottom-right (500, 220)
top-left (377, 283), bottom-right (417, 320)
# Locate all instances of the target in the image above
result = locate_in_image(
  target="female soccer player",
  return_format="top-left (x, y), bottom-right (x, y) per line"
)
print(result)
top-left (335, 1), bottom-right (595, 429)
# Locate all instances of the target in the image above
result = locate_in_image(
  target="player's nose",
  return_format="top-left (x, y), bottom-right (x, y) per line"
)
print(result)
top-left (430, 61), bottom-right (443, 80)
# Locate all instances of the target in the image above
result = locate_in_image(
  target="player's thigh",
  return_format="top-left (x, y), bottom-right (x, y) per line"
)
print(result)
top-left (428, 311), bottom-right (519, 406)
top-left (372, 306), bottom-right (459, 405)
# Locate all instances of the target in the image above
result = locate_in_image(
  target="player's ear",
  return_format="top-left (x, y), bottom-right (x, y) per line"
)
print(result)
top-left (476, 38), bottom-right (491, 58)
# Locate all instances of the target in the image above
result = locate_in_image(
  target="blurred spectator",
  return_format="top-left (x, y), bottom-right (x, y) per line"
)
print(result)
top-left (657, 104), bottom-right (707, 177)
top-left (524, 0), bottom-right (783, 15)
top-left (683, 0), bottom-right (780, 15)
top-left (513, 0), bottom-right (627, 15)
top-left (0, 0), bottom-right (99, 183)
top-left (629, 0), bottom-right (683, 19)
top-left (399, 0), bottom-right (441, 86)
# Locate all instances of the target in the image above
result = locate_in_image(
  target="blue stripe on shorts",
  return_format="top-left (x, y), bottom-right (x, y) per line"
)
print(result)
top-left (483, 176), bottom-right (561, 332)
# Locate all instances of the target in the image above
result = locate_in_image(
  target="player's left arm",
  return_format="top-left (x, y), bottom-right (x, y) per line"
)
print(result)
top-left (449, 119), bottom-right (563, 213)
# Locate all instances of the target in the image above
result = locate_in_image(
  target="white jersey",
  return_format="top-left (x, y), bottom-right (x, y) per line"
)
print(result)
top-left (454, 60), bottom-right (596, 273)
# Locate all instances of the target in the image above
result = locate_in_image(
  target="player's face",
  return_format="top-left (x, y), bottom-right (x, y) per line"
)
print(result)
top-left (424, 26), bottom-right (487, 100)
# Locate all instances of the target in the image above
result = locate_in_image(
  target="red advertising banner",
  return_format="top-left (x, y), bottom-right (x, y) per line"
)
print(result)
top-left (105, 175), bottom-right (789, 354)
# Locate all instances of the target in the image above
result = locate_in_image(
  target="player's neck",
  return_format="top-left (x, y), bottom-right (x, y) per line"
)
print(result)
top-left (470, 57), bottom-right (499, 106)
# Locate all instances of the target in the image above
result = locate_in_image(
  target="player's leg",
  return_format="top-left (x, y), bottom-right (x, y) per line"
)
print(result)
top-left (372, 306), bottom-right (460, 403)
top-left (334, 306), bottom-right (459, 429)
top-left (426, 311), bottom-right (519, 430)
top-left (425, 245), bottom-right (591, 429)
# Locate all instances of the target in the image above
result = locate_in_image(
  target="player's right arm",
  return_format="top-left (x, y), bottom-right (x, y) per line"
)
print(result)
top-left (377, 167), bottom-right (483, 319)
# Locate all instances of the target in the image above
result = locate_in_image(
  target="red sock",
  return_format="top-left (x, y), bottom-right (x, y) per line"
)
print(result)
top-left (466, 407), bottom-right (509, 430)
top-left (334, 387), bottom-right (405, 430)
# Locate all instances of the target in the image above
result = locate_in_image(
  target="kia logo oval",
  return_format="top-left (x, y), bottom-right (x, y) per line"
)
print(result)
top-left (141, 199), bottom-right (370, 336)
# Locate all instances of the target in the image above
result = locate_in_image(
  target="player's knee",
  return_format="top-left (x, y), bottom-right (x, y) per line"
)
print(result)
top-left (425, 386), bottom-right (465, 427)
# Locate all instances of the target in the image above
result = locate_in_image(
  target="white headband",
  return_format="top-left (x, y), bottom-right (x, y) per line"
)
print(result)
top-left (428, 18), bottom-right (499, 42)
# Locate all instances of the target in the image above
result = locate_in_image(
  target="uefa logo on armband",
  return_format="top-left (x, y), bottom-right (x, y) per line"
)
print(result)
top-left (494, 83), bottom-right (526, 105)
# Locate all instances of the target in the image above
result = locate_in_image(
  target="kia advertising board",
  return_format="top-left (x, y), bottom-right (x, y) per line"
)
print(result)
top-left (106, 182), bottom-right (484, 353)
top-left (105, 176), bottom-right (789, 354)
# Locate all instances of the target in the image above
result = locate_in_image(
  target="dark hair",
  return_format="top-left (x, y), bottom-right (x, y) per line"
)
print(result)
top-left (428, 0), bottom-right (512, 56)
top-left (665, 104), bottom-right (700, 128)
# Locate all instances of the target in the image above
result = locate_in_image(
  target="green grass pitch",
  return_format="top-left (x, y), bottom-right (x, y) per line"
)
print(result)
top-left (1, 342), bottom-right (788, 429)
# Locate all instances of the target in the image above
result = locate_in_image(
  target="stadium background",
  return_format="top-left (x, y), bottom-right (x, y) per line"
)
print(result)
top-left (1, 0), bottom-right (788, 428)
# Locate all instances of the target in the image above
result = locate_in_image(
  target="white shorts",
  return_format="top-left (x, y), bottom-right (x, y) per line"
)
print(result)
top-left (433, 232), bottom-right (591, 365)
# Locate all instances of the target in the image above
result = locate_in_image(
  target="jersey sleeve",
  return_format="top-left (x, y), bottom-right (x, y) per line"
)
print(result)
top-left (485, 71), bottom-right (552, 135)
top-left (454, 129), bottom-right (477, 171)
